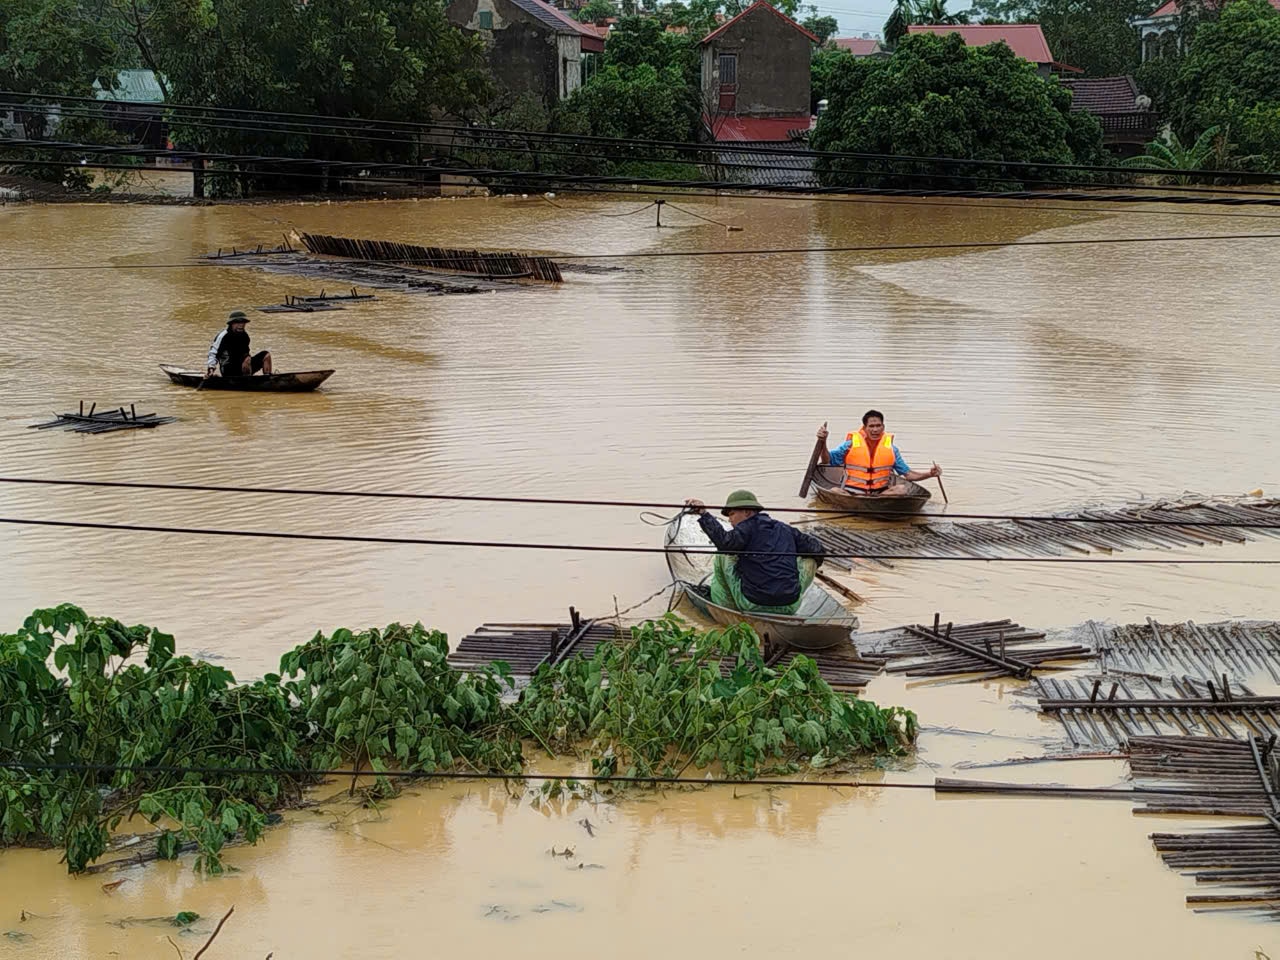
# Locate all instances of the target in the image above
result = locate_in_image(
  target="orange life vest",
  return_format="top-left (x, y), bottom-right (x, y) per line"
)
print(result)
top-left (843, 430), bottom-right (896, 492)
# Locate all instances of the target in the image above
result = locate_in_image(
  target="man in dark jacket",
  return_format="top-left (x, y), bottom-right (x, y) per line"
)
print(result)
top-left (206, 311), bottom-right (272, 378)
top-left (683, 489), bottom-right (825, 614)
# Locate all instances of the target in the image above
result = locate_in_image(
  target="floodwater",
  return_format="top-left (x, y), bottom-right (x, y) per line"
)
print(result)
top-left (1, 192), bottom-right (1279, 957)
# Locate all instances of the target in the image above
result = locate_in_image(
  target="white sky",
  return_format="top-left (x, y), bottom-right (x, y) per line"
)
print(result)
top-left (809, 1), bottom-right (895, 38)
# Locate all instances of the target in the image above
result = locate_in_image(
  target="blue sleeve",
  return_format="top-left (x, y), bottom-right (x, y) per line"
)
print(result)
top-left (893, 445), bottom-right (910, 475)
top-left (828, 439), bottom-right (851, 466)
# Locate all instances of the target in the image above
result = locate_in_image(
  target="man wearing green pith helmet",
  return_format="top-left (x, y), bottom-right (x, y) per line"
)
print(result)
top-left (683, 489), bottom-right (825, 615)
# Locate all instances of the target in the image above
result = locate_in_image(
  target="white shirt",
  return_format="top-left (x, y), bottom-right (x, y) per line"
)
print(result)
top-left (207, 329), bottom-right (227, 368)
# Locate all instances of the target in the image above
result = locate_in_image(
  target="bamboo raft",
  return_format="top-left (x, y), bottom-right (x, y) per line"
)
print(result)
top-left (30, 403), bottom-right (177, 434)
top-left (810, 495), bottom-right (1280, 567)
top-left (300, 232), bottom-right (563, 283)
top-left (854, 615), bottom-right (1090, 681)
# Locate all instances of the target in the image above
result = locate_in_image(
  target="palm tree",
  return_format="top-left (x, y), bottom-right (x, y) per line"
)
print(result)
top-left (1122, 125), bottom-right (1225, 185)
top-left (884, 0), bottom-right (969, 47)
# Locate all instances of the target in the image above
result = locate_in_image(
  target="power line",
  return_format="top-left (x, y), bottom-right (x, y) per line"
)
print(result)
top-left (15, 89), bottom-right (1280, 183)
top-left (3, 514), bottom-right (1279, 562)
top-left (0, 760), bottom-right (1262, 799)
top-left (16, 98), bottom-right (1280, 200)
top-left (0, 230), bottom-right (1276, 272)
top-left (8, 153), bottom-right (1280, 224)
top-left (12, 137), bottom-right (1280, 209)
top-left (2, 476), bottom-right (1277, 530)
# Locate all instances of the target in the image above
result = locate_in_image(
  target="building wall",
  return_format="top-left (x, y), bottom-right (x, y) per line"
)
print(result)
top-left (447, 0), bottom-right (564, 104)
top-left (701, 10), bottom-right (811, 117)
top-left (557, 33), bottom-right (583, 100)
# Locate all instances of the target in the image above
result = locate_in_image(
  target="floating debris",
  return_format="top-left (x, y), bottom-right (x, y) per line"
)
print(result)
top-left (1090, 618), bottom-right (1280, 684)
top-left (811, 494), bottom-right (1280, 565)
top-left (202, 239), bottom-right (297, 259)
top-left (1035, 674), bottom-right (1270, 748)
top-left (855, 615), bottom-right (1088, 681)
top-left (30, 403), bottom-right (177, 434)
top-left (300, 232), bottom-right (563, 283)
top-left (256, 295), bottom-right (345, 314)
top-left (448, 605), bottom-right (882, 690)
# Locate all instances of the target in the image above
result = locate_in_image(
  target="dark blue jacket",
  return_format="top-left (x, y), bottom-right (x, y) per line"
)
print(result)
top-left (697, 511), bottom-right (825, 606)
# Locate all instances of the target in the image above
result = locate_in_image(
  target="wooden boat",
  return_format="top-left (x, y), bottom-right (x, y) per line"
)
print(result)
top-left (809, 465), bottom-right (931, 516)
top-left (159, 364), bottom-right (334, 392)
top-left (663, 512), bottom-right (858, 651)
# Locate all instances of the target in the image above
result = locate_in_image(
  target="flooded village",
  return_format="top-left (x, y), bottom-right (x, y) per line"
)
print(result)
top-left (4, 0), bottom-right (1280, 956)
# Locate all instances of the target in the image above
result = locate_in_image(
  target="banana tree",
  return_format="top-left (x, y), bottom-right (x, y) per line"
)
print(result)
top-left (1122, 125), bottom-right (1226, 184)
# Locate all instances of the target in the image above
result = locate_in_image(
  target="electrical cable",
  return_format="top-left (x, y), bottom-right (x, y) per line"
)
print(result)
top-left (13, 89), bottom-right (1280, 183)
top-left (16, 98), bottom-right (1280, 200)
top-left (0, 230), bottom-right (1277, 272)
top-left (1, 475), bottom-right (1276, 529)
top-left (3, 514), bottom-right (1280, 562)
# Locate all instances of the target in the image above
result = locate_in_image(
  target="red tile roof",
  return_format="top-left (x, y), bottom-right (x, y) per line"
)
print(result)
top-left (702, 1), bottom-right (820, 45)
top-left (834, 37), bottom-right (883, 54)
top-left (513, 0), bottom-right (606, 51)
top-left (907, 23), bottom-right (1055, 62)
top-left (1059, 76), bottom-right (1142, 113)
top-left (704, 114), bottom-right (811, 142)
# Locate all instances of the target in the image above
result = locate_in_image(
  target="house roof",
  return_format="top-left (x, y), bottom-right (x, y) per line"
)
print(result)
top-left (704, 114), bottom-right (812, 142)
top-left (1059, 76), bottom-right (1143, 113)
top-left (702, 1), bottom-right (820, 45)
top-left (906, 23), bottom-right (1055, 62)
top-left (92, 69), bottom-right (165, 104)
top-left (833, 37), bottom-right (883, 54)
top-left (508, 0), bottom-right (605, 50)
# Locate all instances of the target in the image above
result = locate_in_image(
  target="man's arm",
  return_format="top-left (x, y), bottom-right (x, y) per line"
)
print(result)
top-left (893, 445), bottom-right (939, 481)
top-left (206, 330), bottom-right (225, 375)
top-left (696, 512), bottom-right (749, 552)
top-left (827, 439), bottom-right (851, 467)
top-left (792, 526), bottom-right (826, 563)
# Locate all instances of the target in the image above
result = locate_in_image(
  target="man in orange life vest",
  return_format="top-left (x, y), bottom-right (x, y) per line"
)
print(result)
top-left (818, 410), bottom-right (941, 496)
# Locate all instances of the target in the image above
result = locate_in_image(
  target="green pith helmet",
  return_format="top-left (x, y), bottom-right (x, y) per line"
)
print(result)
top-left (227, 310), bottom-right (250, 325)
top-left (721, 489), bottom-right (764, 515)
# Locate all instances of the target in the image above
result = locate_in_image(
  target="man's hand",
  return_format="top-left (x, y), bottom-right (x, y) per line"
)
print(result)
top-left (205, 366), bottom-right (217, 377)
top-left (684, 498), bottom-right (706, 515)
top-left (931, 463), bottom-right (942, 479)
top-left (816, 425), bottom-right (828, 441)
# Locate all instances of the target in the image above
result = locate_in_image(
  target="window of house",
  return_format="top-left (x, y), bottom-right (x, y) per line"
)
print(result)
top-left (478, 10), bottom-right (493, 29)
top-left (718, 53), bottom-right (737, 85)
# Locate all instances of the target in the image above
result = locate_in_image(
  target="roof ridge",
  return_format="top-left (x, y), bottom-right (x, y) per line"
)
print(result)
top-left (702, 1), bottom-right (820, 45)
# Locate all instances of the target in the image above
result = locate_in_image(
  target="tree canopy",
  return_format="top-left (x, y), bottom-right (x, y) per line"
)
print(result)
top-left (1166, 0), bottom-right (1280, 167)
top-left (810, 32), bottom-right (1104, 187)
top-left (968, 0), bottom-right (1152, 77)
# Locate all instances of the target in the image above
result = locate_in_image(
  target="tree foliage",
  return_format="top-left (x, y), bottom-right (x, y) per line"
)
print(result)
top-left (0, 607), bottom-right (917, 874)
top-left (968, 0), bottom-right (1151, 76)
top-left (811, 32), bottom-right (1104, 187)
top-left (1166, 0), bottom-right (1280, 168)
top-left (884, 0), bottom-right (969, 46)
top-left (577, 0), bottom-right (619, 22)
top-left (802, 12), bottom-right (840, 42)
top-left (811, 45), bottom-right (850, 113)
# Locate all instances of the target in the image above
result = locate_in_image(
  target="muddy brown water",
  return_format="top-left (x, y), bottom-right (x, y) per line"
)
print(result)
top-left (1, 194), bottom-right (1279, 957)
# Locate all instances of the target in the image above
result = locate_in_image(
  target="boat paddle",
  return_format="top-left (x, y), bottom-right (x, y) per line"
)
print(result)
top-left (798, 421), bottom-right (828, 498)
top-left (933, 461), bottom-right (949, 505)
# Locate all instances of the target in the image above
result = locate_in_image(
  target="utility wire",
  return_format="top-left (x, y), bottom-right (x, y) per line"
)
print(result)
top-left (8, 152), bottom-right (1280, 223)
top-left (12, 137), bottom-right (1280, 209)
top-left (13, 89), bottom-right (1280, 183)
top-left (1, 476), bottom-right (1276, 529)
top-left (3, 515), bottom-right (1280, 562)
top-left (0, 230), bottom-right (1277, 272)
top-left (14, 98), bottom-right (1280, 200)
top-left (0, 760), bottom-right (1272, 800)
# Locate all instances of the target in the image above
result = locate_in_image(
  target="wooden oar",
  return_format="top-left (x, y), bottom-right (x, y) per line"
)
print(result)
top-left (798, 421), bottom-right (828, 498)
top-left (933, 461), bottom-right (949, 505)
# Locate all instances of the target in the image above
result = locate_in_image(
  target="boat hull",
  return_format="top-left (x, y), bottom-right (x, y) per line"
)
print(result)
top-left (663, 512), bottom-right (857, 651)
top-left (159, 364), bottom-right (334, 392)
top-left (810, 465), bottom-right (931, 515)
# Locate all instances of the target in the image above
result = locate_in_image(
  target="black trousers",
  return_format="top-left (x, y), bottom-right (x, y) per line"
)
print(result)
top-left (221, 351), bottom-right (269, 376)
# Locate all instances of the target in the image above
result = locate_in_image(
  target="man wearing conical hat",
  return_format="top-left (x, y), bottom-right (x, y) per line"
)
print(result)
top-left (683, 489), bottom-right (825, 615)
top-left (206, 310), bottom-right (272, 378)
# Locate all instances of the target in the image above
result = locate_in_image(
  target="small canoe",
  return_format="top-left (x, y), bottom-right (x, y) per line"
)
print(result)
top-left (663, 512), bottom-right (858, 651)
top-left (810, 465), bottom-right (931, 516)
top-left (159, 364), bottom-right (334, 392)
